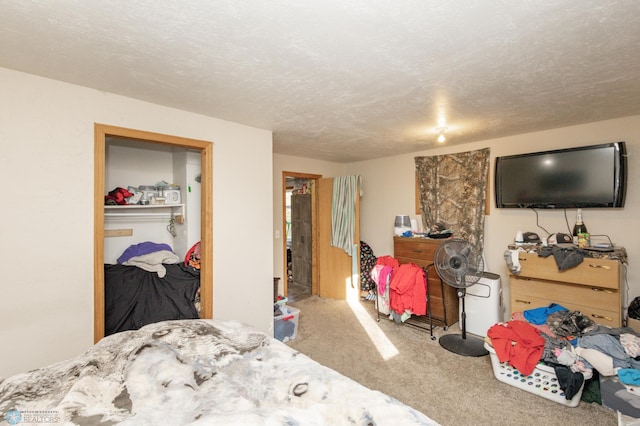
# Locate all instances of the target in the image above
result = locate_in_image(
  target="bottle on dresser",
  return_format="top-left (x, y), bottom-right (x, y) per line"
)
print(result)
top-left (572, 209), bottom-right (589, 246)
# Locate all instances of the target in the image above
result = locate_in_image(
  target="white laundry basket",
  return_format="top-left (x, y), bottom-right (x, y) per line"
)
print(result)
top-left (485, 342), bottom-right (586, 407)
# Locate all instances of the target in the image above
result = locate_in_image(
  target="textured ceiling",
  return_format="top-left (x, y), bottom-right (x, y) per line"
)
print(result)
top-left (1, 1), bottom-right (640, 163)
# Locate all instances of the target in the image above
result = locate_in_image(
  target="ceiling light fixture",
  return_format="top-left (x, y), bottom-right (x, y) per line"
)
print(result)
top-left (436, 127), bottom-right (447, 143)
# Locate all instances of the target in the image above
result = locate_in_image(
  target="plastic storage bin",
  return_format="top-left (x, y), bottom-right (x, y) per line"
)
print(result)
top-left (274, 305), bottom-right (299, 342)
top-left (485, 342), bottom-right (585, 407)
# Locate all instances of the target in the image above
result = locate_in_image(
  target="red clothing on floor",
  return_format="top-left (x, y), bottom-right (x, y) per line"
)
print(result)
top-left (389, 263), bottom-right (427, 316)
top-left (487, 320), bottom-right (545, 376)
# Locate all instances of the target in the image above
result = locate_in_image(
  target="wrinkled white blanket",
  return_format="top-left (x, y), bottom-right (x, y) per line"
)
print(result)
top-left (122, 250), bottom-right (180, 278)
top-left (0, 319), bottom-right (437, 425)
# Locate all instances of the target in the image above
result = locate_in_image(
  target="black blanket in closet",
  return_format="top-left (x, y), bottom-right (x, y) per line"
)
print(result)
top-left (104, 264), bottom-right (200, 336)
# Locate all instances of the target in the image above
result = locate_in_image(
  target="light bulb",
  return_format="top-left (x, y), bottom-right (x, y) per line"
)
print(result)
top-left (435, 126), bottom-right (447, 143)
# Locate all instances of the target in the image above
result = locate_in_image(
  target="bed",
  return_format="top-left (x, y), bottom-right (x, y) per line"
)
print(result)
top-left (0, 319), bottom-right (437, 425)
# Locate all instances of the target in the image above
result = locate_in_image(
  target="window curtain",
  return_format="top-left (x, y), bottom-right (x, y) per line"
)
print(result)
top-left (415, 148), bottom-right (490, 253)
top-left (331, 175), bottom-right (361, 256)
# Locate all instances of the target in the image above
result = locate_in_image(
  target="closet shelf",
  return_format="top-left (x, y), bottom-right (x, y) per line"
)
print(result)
top-left (104, 204), bottom-right (185, 221)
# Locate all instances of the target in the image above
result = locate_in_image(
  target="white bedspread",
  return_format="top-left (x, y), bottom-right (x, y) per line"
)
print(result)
top-left (0, 319), bottom-right (437, 425)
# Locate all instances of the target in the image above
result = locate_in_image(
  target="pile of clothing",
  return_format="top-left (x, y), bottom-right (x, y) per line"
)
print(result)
top-left (488, 303), bottom-right (640, 402)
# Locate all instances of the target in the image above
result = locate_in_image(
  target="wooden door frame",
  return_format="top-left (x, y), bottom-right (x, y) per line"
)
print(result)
top-left (281, 171), bottom-right (322, 297)
top-left (94, 123), bottom-right (213, 343)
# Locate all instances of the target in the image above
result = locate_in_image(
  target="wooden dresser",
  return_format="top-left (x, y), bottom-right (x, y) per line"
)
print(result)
top-left (393, 237), bottom-right (459, 326)
top-left (510, 252), bottom-right (623, 327)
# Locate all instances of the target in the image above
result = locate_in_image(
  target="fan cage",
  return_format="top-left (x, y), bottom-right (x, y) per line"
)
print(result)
top-left (434, 238), bottom-right (484, 288)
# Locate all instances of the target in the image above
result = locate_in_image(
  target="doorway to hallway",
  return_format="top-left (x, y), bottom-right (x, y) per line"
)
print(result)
top-left (282, 172), bottom-right (321, 302)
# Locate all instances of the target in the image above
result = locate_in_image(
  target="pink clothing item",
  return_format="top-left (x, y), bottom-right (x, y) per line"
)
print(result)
top-left (378, 266), bottom-right (393, 294)
top-left (373, 256), bottom-right (400, 295)
top-left (511, 311), bottom-right (557, 338)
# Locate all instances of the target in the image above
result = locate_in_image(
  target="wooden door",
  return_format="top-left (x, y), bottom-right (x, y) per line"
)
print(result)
top-left (317, 178), bottom-right (360, 300)
top-left (291, 193), bottom-right (312, 289)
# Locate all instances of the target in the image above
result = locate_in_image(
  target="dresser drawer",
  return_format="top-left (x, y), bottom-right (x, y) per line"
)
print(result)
top-left (426, 271), bottom-right (445, 320)
top-left (510, 277), bottom-right (619, 312)
top-left (394, 238), bottom-right (440, 264)
top-left (510, 293), bottom-right (620, 327)
top-left (518, 253), bottom-right (619, 290)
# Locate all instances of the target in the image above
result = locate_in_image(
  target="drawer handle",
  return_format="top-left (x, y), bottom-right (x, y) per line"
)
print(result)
top-left (413, 249), bottom-right (423, 253)
top-left (515, 299), bottom-right (531, 304)
top-left (518, 257), bottom-right (527, 261)
top-left (591, 288), bottom-right (613, 294)
top-left (591, 314), bottom-right (613, 321)
top-left (589, 264), bottom-right (611, 270)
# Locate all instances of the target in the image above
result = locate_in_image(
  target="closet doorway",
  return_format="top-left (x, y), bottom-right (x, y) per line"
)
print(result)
top-left (282, 172), bottom-right (321, 302)
top-left (94, 124), bottom-right (213, 343)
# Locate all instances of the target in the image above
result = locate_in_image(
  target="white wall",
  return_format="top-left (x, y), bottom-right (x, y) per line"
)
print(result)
top-left (272, 154), bottom-right (346, 289)
top-left (0, 67), bottom-right (273, 378)
top-left (347, 116), bottom-right (640, 321)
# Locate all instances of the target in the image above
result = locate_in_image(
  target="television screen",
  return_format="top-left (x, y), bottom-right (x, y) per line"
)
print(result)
top-left (495, 142), bottom-right (627, 209)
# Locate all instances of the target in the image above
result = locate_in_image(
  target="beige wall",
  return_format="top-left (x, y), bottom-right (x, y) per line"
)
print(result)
top-left (272, 154), bottom-right (347, 289)
top-left (347, 116), bottom-right (640, 320)
top-left (0, 68), bottom-right (274, 378)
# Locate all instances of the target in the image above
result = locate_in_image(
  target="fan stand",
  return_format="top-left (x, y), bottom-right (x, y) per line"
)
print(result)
top-left (439, 288), bottom-right (489, 357)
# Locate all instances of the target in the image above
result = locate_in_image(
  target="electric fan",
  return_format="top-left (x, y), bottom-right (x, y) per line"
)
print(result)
top-left (434, 238), bottom-right (489, 357)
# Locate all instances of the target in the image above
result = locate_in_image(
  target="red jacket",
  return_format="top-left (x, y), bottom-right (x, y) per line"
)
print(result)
top-left (487, 320), bottom-right (545, 376)
top-left (389, 263), bottom-right (427, 316)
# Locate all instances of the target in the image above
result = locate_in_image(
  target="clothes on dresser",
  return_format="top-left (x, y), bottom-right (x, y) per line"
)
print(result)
top-left (538, 245), bottom-right (587, 271)
top-left (503, 249), bottom-right (522, 274)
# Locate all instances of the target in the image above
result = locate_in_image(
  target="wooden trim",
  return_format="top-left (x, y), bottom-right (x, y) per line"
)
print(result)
top-left (199, 142), bottom-right (214, 319)
top-left (94, 123), bottom-right (213, 342)
top-left (104, 229), bottom-right (133, 237)
top-left (94, 126), bottom-right (106, 343)
top-left (281, 171), bottom-right (322, 298)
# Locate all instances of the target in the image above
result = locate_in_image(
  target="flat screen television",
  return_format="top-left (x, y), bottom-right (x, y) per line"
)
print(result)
top-left (495, 142), bottom-right (627, 209)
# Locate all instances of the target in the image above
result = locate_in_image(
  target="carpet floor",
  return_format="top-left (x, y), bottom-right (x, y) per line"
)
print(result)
top-left (287, 296), bottom-right (619, 426)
